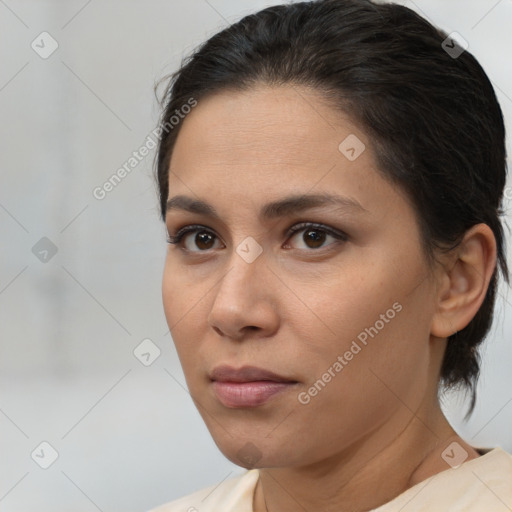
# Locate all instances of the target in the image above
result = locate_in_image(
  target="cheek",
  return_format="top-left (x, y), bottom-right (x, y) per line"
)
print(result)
top-left (162, 256), bottom-right (206, 324)
top-left (285, 261), bottom-right (404, 358)
top-left (162, 261), bottom-right (181, 326)
top-left (293, 252), bottom-right (433, 404)
top-left (293, 302), bottom-right (431, 456)
top-left (162, 259), bottom-right (204, 356)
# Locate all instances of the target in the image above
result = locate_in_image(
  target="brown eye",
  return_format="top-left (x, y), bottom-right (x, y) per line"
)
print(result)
top-left (286, 223), bottom-right (346, 251)
top-left (303, 229), bottom-right (327, 248)
top-left (194, 231), bottom-right (216, 250)
top-left (167, 226), bottom-right (222, 252)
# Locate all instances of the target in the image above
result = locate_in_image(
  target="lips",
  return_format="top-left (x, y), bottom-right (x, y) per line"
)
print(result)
top-left (209, 365), bottom-right (299, 408)
top-left (209, 365), bottom-right (297, 383)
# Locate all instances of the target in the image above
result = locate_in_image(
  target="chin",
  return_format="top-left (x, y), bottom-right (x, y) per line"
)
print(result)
top-left (211, 433), bottom-right (303, 469)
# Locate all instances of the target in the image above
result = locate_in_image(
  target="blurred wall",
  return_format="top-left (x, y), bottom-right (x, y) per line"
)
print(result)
top-left (1, 1), bottom-right (511, 510)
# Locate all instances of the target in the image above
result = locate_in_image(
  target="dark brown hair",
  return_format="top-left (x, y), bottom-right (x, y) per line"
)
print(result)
top-left (154, 0), bottom-right (509, 414)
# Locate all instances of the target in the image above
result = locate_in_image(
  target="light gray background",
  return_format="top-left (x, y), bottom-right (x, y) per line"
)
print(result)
top-left (1, 1), bottom-right (511, 511)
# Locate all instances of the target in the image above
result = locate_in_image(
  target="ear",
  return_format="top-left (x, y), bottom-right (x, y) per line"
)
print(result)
top-left (430, 224), bottom-right (497, 338)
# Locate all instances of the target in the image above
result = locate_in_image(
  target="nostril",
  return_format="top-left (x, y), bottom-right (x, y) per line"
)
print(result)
top-left (212, 326), bottom-right (223, 336)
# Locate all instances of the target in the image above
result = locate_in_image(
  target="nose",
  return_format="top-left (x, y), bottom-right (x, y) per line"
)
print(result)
top-left (207, 249), bottom-right (280, 341)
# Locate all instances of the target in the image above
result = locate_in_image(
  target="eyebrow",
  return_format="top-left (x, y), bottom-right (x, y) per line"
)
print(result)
top-left (166, 193), bottom-right (367, 221)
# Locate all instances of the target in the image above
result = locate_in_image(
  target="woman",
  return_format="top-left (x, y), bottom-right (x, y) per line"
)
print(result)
top-left (150, 0), bottom-right (512, 510)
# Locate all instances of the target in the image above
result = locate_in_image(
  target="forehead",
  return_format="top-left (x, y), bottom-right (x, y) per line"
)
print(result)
top-left (184, 86), bottom-right (348, 152)
top-left (170, 85), bottom-right (370, 184)
top-left (167, 84), bottom-right (414, 226)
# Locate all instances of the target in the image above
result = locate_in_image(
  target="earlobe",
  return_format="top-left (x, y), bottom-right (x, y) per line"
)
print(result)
top-left (430, 224), bottom-right (497, 339)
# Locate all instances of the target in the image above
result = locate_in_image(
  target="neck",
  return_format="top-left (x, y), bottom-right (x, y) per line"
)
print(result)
top-left (254, 401), bottom-right (479, 512)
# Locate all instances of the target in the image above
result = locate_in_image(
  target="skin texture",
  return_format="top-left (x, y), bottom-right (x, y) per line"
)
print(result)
top-left (161, 84), bottom-right (496, 512)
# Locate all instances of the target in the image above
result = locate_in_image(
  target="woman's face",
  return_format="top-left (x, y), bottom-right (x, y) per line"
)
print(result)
top-left (162, 84), bottom-right (442, 469)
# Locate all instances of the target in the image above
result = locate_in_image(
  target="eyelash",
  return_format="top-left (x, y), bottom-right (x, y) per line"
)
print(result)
top-left (166, 222), bottom-right (347, 251)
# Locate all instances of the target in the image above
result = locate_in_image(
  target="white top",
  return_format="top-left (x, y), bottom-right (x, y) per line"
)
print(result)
top-left (149, 447), bottom-right (512, 512)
